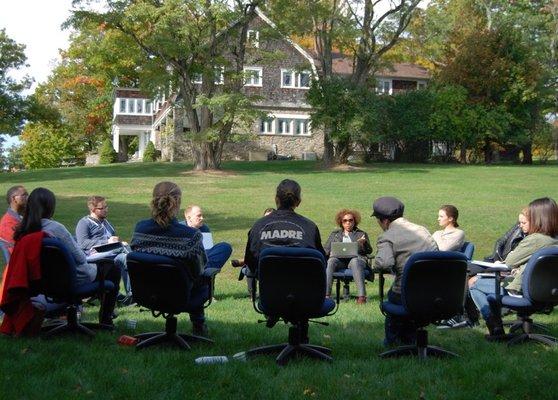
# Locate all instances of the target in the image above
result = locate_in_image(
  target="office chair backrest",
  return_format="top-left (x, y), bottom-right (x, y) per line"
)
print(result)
top-left (40, 238), bottom-right (78, 300)
top-left (127, 251), bottom-right (195, 314)
top-left (258, 247), bottom-right (326, 320)
top-left (460, 241), bottom-right (475, 260)
top-left (401, 251), bottom-right (468, 322)
top-left (522, 247), bottom-right (558, 304)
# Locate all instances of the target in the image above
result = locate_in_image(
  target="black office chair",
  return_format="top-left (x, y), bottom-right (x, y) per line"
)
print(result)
top-left (40, 238), bottom-right (115, 337)
top-left (379, 251), bottom-right (468, 359)
top-left (488, 247), bottom-right (558, 347)
top-left (244, 247), bottom-right (337, 366)
top-left (126, 251), bottom-right (218, 350)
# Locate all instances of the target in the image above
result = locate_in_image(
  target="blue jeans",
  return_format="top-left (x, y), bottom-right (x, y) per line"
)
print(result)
top-left (469, 277), bottom-right (506, 321)
top-left (206, 242), bottom-right (232, 270)
top-left (114, 253), bottom-right (131, 295)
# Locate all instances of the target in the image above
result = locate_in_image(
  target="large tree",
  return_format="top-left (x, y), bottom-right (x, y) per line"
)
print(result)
top-left (33, 22), bottom-right (143, 153)
top-left (0, 29), bottom-right (32, 135)
top-left (266, 0), bottom-right (422, 166)
top-left (70, 0), bottom-right (263, 170)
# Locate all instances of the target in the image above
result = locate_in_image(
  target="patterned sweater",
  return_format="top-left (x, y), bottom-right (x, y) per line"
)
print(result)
top-left (130, 218), bottom-right (207, 278)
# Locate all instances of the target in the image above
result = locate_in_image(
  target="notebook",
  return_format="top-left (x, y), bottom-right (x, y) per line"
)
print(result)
top-left (91, 241), bottom-right (126, 254)
top-left (202, 233), bottom-right (214, 250)
top-left (330, 242), bottom-right (358, 258)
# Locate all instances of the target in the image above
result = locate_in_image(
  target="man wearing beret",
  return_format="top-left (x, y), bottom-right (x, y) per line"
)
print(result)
top-left (372, 196), bottom-right (438, 346)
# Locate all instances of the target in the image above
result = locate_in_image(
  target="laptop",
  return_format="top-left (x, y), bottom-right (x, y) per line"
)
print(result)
top-left (330, 242), bottom-right (358, 258)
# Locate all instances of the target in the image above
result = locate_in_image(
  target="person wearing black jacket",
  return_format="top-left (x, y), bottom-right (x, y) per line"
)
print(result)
top-left (324, 209), bottom-right (372, 304)
top-left (484, 209), bottom-right (528, 262)
top-left (243, 179), bottom-right (325, 274)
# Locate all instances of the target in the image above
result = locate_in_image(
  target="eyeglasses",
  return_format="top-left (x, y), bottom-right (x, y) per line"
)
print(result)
top-left (14, 193), bottom-right (28, 198)
top-left (95, 206), bottom-right (108, 210)
top-left (342, 218), bottom-right (354, 223)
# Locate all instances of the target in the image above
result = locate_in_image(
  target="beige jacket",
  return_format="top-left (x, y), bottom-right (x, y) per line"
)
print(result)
top-left (504, 233), bottom-right (558, 293)
top-left (374, 217), bottom-right (438, 294)
top-left (432, 228), bottom-right (465, 251)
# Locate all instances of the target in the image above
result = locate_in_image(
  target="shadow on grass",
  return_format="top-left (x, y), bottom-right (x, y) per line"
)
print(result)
top-left (0, 160), bottom-right (444, 185)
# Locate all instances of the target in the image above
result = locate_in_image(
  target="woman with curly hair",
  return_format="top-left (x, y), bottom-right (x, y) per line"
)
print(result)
top-left (324, 209), bottom-right (372, 304)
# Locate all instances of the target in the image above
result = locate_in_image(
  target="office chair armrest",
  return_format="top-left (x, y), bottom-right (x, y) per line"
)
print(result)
top-left (325, 278), bottom-right (342, 317)
top-left (201, 268), bottom-right (220, 308)
top-left (202, 268), bottom-right (220, 279)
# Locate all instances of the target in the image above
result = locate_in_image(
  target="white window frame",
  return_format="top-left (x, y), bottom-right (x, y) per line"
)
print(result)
top-left (127, 99), bottom-right (135, 113)
top-left (192, 73), bottom-right (203, 84)
top-left (277, 118), bottom-right (292, 134)
top-left (260, 116), bottom-right (274, 134)
top-left (244, 66), bottom-right (263, 87)
top-left (258, 114), bottom-right (311, 136)
top-left (376, 79), bottom-right (392, 95)
top-left (281, 69), bottom-right (311, 89)
top-left (119, 99), bottom-right (126, 113)
top-left (214, 66), bottom-right (224, 85)
top-left (247, 30), bottom-right (260, 48)
top-left (295, 119), bottom-right (309, 135)
top-left (136, 99), bottom-right (143, 113)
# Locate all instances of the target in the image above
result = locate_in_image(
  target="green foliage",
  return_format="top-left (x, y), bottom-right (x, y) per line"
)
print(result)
top-left (5, 144), bottom-right (24, 171)
top-left (69, 0), bottom-right (264, 170)
top-left (20, 123), bottom-right (83, 169)
top-left (532, 122), bottom-right (556, 163)
top-left (0, 29), bottom-right (33, 135)
top-left (32, 22), bottom-right (143, 152)
top-left (142, 141), bottom-right (157, 162)
top-left (127, 136), bottom-right (139, 156)
top-left (99, 139), bottom-right (118, 164)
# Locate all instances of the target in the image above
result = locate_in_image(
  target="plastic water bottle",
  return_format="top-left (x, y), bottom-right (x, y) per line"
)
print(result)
top-left (232, 351), bottom-right (247, 362)
top-left (125, 319), bottom-right (137, 330)
top-left (194, 356), bottom-right (229, 365)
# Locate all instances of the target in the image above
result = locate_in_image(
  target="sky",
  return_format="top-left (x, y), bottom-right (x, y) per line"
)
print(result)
top-left (0, 0), bottom-right (74, 147)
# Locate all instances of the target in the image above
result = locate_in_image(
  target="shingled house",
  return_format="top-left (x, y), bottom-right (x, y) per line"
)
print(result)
top-left (110, 9), bottom-right (430, 161)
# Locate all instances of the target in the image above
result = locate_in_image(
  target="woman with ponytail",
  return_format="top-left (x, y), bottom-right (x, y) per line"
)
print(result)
top-left (130, 181), bottom-right (208, 336)
top-left (243, 179), bottom-right (325, 274)
top-left (12, 188), bottom-right (120, 326)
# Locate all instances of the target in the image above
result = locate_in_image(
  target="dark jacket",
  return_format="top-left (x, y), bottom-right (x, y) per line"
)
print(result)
top-left (131, 218), bottom-right (207, 278)
top-left (485, 223), bottom-right (526, 262)
top-left (324, 228), bottom-right (372, 258)
top-left (244, 208), bottom-right (325, 273)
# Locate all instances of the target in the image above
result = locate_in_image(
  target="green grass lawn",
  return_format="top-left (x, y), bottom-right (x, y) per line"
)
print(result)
top-left (0, 161), bottom-right (557, 399)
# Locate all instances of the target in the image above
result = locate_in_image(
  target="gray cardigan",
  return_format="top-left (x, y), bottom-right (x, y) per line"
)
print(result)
top-left (42, 218), bottom-right (97, 284)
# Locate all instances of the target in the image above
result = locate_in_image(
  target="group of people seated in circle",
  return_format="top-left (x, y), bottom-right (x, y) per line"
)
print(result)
top-left (0, 179), bottom-right (557, 348)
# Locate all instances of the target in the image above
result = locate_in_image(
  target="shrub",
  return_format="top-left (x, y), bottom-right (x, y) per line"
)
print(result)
top-left (99, 139), bottom-right (118, 164)
top-left (143, 141), bottom-right (157, 162)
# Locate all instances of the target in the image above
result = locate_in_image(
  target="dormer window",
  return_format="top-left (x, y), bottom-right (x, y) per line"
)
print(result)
top-left (281, 69), bottom-right (311, 89)
top-left (247, 30), bottom-right (259, 48)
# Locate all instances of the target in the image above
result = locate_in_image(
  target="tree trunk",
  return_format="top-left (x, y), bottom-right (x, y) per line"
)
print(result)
top-left (521, 143), bottom-right (533, 165)
top-left (321, 124), bottom-right (335, 167)
top-left (483, 140), bottom-right (493, 164)
top-left (459, 144), bottom-right (467, 164)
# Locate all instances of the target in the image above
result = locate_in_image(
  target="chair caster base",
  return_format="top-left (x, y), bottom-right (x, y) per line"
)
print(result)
top-left (245, 342), bottom-right (333, 365)
top-left (380, 344), bottom-right (459, 359)
top-left (134, 331), bottom-right (214, 350)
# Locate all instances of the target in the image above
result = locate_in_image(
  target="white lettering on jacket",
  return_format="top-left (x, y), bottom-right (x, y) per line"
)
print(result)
top-left (261, 230), bottom-right (303, 240)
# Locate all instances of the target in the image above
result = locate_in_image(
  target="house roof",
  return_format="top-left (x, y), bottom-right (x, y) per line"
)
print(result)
top-left (316, 52), bottom-right (431, 80)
